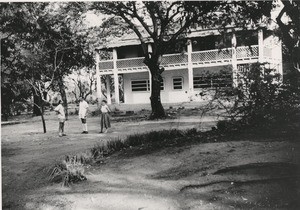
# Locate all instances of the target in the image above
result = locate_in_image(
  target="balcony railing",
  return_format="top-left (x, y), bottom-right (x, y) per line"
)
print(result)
top-left (192, 48), bottom-right (232, 64)
top-left (98, 45), bottom-right (259, 74)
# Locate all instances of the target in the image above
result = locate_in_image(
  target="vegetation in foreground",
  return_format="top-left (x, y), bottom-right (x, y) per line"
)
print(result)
top-left (48, 62), bottom-right (300, 186)
top-left (47, 116), bottom-right (299, 186)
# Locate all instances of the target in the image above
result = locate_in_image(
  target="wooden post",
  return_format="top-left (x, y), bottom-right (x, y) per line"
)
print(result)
top-left (106, 75), bottom-right (111, 104)
top-left (148, 44), bottom-right (152, 92)
top-left (95, 51), bottom-right (102, 101)
top-left (231, 32), bottom-right (238, 87)
top-left (278, 38), bottom-right (283, 80)
top-left (187, 39), bottom-right (194, 100)
top-left (112, 48), bottom-right (119, 104)
top-left (258, 29), bottom-right (264, 63)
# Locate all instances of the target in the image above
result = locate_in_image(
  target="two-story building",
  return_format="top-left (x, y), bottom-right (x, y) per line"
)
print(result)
top-left (95, 27), bottom-right (282, 104)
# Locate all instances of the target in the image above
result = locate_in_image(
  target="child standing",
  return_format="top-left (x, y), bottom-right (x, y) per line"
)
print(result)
top-left (54, 100), bottom-right (66, 137)
top-left (78, 97), bottom-right (89, 134)
top-left (99, 100), bottom-right (111, 133)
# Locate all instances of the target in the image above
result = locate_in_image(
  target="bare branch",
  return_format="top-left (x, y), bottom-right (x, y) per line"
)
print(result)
top-left (131, 2), bottom-right (154, 38)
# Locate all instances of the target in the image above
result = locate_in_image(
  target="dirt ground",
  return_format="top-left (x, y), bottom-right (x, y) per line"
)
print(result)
top-left (1, 111), bottom-right (300, 210)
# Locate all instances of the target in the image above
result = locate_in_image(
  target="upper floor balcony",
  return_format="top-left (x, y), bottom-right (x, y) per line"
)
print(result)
top-left (98, 45), bottom-right (275, 75)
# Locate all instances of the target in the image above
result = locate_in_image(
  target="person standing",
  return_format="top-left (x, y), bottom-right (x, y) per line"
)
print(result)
top-left (54, 100), bottom-right (66, 137)
top-left (78, 97), bottom-right (89, 134)
top-left (99, 100), bottom-right (111, 133)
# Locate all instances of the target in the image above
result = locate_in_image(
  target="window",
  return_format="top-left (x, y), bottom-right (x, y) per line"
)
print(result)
top-left (173, 77), bottom-right (183, 90)
top-left (131, 78), bottom-right (165, 92)
top-left (194, 74), bottom-right (232, 89)
top-left (131, 80), bottom-right (150, 92)
top-left (160, 78), bottom-right (165, 91)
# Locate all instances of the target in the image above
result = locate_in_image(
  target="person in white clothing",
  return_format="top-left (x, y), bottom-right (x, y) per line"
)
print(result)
top-left (54, 100), bottom-right (66, 137)
top-left (78, 97), bottom-right (89, 134)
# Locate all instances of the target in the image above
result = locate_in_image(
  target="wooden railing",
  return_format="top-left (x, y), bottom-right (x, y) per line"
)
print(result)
top-left (98, 45), bottom-right (259, 73)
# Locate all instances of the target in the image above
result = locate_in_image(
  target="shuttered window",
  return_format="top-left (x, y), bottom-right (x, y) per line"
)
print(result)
top-left (173, 77), bottom-right (183, 90)
top-left (131, 79), bottom-right (164, 91)
top-left (131, 80), bottom-right (150, 92)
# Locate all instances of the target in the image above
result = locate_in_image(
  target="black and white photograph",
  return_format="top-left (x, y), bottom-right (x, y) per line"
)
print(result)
top-left (1, 1), bottom-right (300, 209)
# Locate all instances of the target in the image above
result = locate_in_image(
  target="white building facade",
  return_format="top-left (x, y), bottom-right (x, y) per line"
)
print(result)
top-left (95, 28), bottom-right (282, 104)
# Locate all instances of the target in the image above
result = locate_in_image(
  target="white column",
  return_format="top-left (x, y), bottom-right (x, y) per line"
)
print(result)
top-left (187, 39), bottom-right (194, 99)
top-left (148, 43), bottom-right (152, 58)
top-left (112, 48), bottom-right (120, 104)
top-left (258, 29), bottom-right (264, 63)
top-left (95, 51), bottom-right (102, 101)
top-left (278, 39), bottom-right (283, 80)
top-left (106, 75), bottom-right (111, 104)
top-left (231, 32), bottom-right (238, 87)
top-left (148, 43), bottom-right (152, 92)
top-left (148, 70), bottom-right (152, 93)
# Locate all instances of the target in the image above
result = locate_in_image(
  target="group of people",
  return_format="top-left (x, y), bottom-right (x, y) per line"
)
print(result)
top-left (54, 98), bottom-right (111, 137)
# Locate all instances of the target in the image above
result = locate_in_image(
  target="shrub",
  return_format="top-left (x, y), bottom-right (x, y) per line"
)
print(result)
top-left (216, 63), bottom-right (300, 128)
top-left (48, 155), bottom-right (87, 186)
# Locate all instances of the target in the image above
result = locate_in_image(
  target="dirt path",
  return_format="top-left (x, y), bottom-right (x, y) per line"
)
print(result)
top-left (1, 114), bottom-right (215, 209)
top-left (2, 114), bottom-right (300, 209)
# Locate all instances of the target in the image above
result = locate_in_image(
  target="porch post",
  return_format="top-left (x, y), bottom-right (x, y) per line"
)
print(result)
top-left (106, 75), bottom-right (111, 104)
top-left (95, 51), bottom-right (102, 101)
top-left (258, 29), bottom-right (264, 63)
top-left (148, 43), bottom-right (152, 58)
top-left (148, 43), bottom-right (152, 92)
top-left (231, 32), bottom-right (238, 87)
top-left (112, 48), bottom-right (120, 104)
top-left (148, 71), bottom-right (152, 92)
top-left (278, 39), bottom-right (283, 80)
top-left (187, 39), bottom-right (194, 100)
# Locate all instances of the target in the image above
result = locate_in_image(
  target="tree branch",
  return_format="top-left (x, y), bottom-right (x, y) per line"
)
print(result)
top-left (130, 2), bottom-right (154, 39)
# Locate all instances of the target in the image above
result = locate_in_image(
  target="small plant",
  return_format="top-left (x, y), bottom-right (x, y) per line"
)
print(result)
top-left (48, 155), bottom-right (87, 186)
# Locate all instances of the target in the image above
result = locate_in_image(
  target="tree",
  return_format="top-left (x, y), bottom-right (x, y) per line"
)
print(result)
top-left (90, 1), bottom-right (223, 119)
top-left (32, 2), bottom-right (95, 119)
top-left (1, 2), bottom-right (94, 132)
top-left (274, 0), bottom-right (300, 85)
top-left (68, 68), bottom-right (96, 102)
top-left (1, 2), bottom-right (94, 121)
top-left (1, 3), bottom-right (39, 119)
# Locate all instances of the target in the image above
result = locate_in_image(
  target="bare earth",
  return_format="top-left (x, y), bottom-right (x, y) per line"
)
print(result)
top-left (1, 113), bottom-right (300, 210)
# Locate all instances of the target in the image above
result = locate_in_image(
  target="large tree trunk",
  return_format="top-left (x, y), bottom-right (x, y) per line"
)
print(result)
top-left (58, 77), bottom-right (68, 120)
top-left (148, 62), bottom-right (166, 119)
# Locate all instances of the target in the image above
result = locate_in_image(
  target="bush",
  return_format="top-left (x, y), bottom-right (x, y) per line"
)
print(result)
top-left (48, 155), bottom-right (87, 186)
top-left (216, 63), bottom-right (300, 128)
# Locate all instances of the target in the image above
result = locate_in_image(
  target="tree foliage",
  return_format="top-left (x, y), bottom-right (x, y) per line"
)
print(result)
top-left (1, 2), bottom-right (94, 122)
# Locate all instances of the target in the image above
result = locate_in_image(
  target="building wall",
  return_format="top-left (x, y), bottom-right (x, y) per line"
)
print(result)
top-left (160, 69), bottom-right (190, 103)
top-left (123, 66), bottom-right (232, 104)
top-left (123, 72), bottom-right (151, 104)
top-left (263, 34), bottom-right (283, 75)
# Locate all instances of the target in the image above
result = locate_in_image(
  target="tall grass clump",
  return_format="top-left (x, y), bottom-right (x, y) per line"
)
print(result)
top-left (48, 155), bottom-right (87, 186)
top-left (91, 128), bottom-right (199, 160)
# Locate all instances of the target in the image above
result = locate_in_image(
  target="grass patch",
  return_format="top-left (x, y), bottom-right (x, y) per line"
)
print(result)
top-left (91, 128), bottom-right (198, 160)
top-left (48, 154), bottom-right (88, 186)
